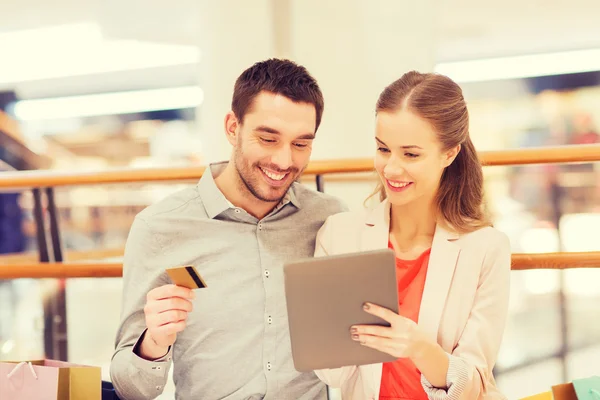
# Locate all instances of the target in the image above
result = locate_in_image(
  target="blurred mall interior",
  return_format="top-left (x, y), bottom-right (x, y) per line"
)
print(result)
top-left (1, 1), bottom-right (599, 399)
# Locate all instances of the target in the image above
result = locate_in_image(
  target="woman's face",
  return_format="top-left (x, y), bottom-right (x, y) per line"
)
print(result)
top-left (374, 109), bottom-right (458, 208)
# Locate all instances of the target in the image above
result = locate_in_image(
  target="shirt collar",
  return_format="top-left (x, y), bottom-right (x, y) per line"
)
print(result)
top-left (198, 162), bottom-right (301, 219)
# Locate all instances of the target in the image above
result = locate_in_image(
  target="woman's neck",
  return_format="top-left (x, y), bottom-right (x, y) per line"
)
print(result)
top-left (389, 198), bottom-right (437, 257)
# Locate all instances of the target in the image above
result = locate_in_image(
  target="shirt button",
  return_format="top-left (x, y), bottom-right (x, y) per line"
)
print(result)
top-left (268, 316), bottom-right (273, 324)
top-left (235, 209), bottom-right (241, 213)
top-left (156, 386), bottom-right (162, 390)
top-left (267, 362), bottom-right (272, 371)
top-left (258, 223), bottom-right (263, 230)
top-left (265, 270), bottom-right (270, 278)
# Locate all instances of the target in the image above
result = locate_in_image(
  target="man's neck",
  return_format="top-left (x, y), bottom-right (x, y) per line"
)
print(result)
top-left (213, 162), bottom-right (278, 220)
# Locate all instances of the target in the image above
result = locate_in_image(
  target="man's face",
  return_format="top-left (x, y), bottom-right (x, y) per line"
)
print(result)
top-left (231, 91), bottom-right (317, 203)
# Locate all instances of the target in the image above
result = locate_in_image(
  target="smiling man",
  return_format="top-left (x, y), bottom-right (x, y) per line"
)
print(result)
top-left (110, 59), bottom-right (347, 400)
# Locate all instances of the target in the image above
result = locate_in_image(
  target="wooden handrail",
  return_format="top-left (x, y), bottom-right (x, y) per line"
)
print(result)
top-left (511, 251), bottom-right (600, 270)
top-left (0, 248), bottom-right (125, 265)
top-left (0, 262), bottom-right (124, 279)
top-left (1, 145), bottom-right (599, 190)
top-left (1, 252), bottom-right (598, 279)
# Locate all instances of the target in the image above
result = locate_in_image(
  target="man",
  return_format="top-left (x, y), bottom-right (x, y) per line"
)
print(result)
top-left (110, 58), bottom-right (347, 400)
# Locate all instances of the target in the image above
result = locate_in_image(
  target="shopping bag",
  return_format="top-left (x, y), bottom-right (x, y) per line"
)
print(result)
top-left (520, 391), bottom-right (552, 400)
top-left (552, 382), bottom-right (578, 400)
top-left (572, 376), bottom-right (600, 400)
top-left (0, 359), bottom-right (101, 400)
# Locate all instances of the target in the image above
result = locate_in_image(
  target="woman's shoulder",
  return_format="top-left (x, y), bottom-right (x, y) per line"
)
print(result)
top-left (322, 208), bottom-right (368, 229)
top-left (456, 225), bottom-right (511, 253)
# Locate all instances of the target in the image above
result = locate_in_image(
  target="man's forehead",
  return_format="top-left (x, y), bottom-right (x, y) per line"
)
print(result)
top-left (244, 96), bottom-right (317, 137)
top-left (248, 92), bottom-right (315, 115)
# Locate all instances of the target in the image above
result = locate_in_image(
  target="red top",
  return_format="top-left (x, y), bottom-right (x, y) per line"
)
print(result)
top-left (379, 242), bottom-right (431, 400)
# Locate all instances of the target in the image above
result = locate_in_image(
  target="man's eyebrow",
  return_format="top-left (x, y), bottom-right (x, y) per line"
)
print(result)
top-left (296, 133), bottom-right (315, 140)
top-left (255, 125), bottom-right (279, 134)
top-left (255, 126), bottom-right (315, 140)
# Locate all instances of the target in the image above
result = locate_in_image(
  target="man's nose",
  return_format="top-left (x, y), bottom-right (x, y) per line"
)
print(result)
top-left (271, 147), bottom-right (293, 170)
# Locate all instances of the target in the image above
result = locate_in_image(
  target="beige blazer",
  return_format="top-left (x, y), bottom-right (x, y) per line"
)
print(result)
top-left (314, 200), bottom-right (511, 400)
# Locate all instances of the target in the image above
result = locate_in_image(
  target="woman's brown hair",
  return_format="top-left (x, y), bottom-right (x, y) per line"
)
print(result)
top-left (373, 71), bottom-right (490, 233)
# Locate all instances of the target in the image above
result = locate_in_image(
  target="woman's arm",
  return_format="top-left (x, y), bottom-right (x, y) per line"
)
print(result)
top-left (419, 233), bottom-right (511, 399)
top-left (354, 233), bottom-right (511, 399)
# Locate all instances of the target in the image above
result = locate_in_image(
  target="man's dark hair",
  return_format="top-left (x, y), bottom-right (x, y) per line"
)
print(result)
top-left (232, 58), bottom-right (324, 131)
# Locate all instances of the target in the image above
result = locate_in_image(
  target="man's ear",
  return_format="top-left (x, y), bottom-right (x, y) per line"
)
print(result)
top-left (224, 112), bottom-right (239, 146)
top-left (443, 144), bottom-right (461, 167)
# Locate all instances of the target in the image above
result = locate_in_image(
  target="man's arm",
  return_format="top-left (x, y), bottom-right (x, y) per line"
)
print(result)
top-left (110, 216), bottom-right (175, 400)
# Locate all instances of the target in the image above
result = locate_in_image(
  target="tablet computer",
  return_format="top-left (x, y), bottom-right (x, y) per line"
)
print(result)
top-left (284, 249), bottom-right (399, 372)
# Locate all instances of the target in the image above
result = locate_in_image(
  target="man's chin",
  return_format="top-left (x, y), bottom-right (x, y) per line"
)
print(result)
top-left (254, 184), bottom-right (291, 203)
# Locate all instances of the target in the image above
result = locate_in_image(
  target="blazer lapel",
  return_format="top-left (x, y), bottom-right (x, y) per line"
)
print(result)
top-left (360, 200), bottom-right (391, 252)
top-left (418, 224), bottom-right (461, 342)
top-left (359, 200), bottom-right (389, 392)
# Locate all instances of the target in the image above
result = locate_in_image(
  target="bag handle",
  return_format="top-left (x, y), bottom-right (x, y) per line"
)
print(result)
top-left (6, 361), bottom-right (38, 380)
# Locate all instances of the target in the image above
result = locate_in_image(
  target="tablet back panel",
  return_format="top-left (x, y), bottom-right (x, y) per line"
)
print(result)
top-left (284, 249), bottom-right (399, 372)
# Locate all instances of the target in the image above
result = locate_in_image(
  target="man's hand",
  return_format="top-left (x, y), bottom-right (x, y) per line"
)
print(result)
top-left (139, 284), bottom-right (195, 360)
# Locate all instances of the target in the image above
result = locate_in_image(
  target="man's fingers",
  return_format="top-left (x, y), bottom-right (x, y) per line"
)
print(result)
top-left (156, 320), bottom-right (187, 336)
top-left (152, 310), bottom-right (189, 327)
top-left (148, 284), bottom-right (195, 301)
top-left (151, 297), bottom-right (194, 314)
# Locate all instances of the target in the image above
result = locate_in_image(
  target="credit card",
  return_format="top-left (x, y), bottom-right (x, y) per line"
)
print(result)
top-left (166, 265), bottom-right (207, 289)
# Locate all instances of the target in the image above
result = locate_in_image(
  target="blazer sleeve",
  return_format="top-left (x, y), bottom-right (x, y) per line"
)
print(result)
top-left (421, 232), bottom-right (512, 400)
top-left (312, 216), bottom-right (359, 388)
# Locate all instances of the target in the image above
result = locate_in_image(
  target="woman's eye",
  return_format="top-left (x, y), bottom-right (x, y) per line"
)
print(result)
top-left (377, 147), bottom-right (390, 153)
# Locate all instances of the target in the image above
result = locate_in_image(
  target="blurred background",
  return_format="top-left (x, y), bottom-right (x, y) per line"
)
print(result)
top-left (1, 1), bottom-right (599, 399)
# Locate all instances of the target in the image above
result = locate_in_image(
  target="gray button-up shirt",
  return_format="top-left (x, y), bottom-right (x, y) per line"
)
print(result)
top-left (110, 163), bottom-right (347, 400)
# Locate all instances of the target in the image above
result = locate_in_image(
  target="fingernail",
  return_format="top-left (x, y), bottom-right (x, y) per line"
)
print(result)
top-left (350, 327), bottom-right (358, 334)
top-left (351, 334), bottom-right (360, 340)
top-left (363, 303), bottom-right (370, 310)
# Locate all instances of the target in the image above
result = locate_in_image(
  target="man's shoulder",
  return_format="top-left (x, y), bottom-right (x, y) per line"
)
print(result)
top-left (292, 183), bottom-right (348, 216)
top-left (136, 185), bottom-right (206, 223)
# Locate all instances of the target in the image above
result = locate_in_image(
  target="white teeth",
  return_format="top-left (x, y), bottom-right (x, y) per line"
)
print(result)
top-left (261, 168), bottom-right (286, 181)
top-left (388, 181), bottom-right (410, 188)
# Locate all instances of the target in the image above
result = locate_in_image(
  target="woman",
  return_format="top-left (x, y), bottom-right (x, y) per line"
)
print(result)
top-left (314, 71), bottom-right (511, 400)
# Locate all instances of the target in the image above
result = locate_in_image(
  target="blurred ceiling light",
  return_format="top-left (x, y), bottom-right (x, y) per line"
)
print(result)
top-left (1, 340), bottom-right (15, 354)
top-left (435, 48), bottom-right (600, 83)
top-left (519, 227), bottom-right (561, 295)
top-left (13, 86), bottom-right (204, 121)
top-left (0, 23), bottom-right (200, 85)
top-left (0, 22), bottom-right (103, 49)
top-left (559, 213), bottom-right (600, 297)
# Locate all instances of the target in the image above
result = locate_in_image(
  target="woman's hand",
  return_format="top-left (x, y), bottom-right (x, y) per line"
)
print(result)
top-left (350, 302), bottom-right (429, 359)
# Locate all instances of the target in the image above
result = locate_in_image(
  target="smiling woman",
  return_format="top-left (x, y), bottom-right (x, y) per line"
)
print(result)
top-left (313, 71), bottom-right (511, 400)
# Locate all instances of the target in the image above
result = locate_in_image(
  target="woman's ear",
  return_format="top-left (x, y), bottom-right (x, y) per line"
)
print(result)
top-left (224, 112), bottom-right (239, 146)
top-left (443, 144), bottom-right (461, 167)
